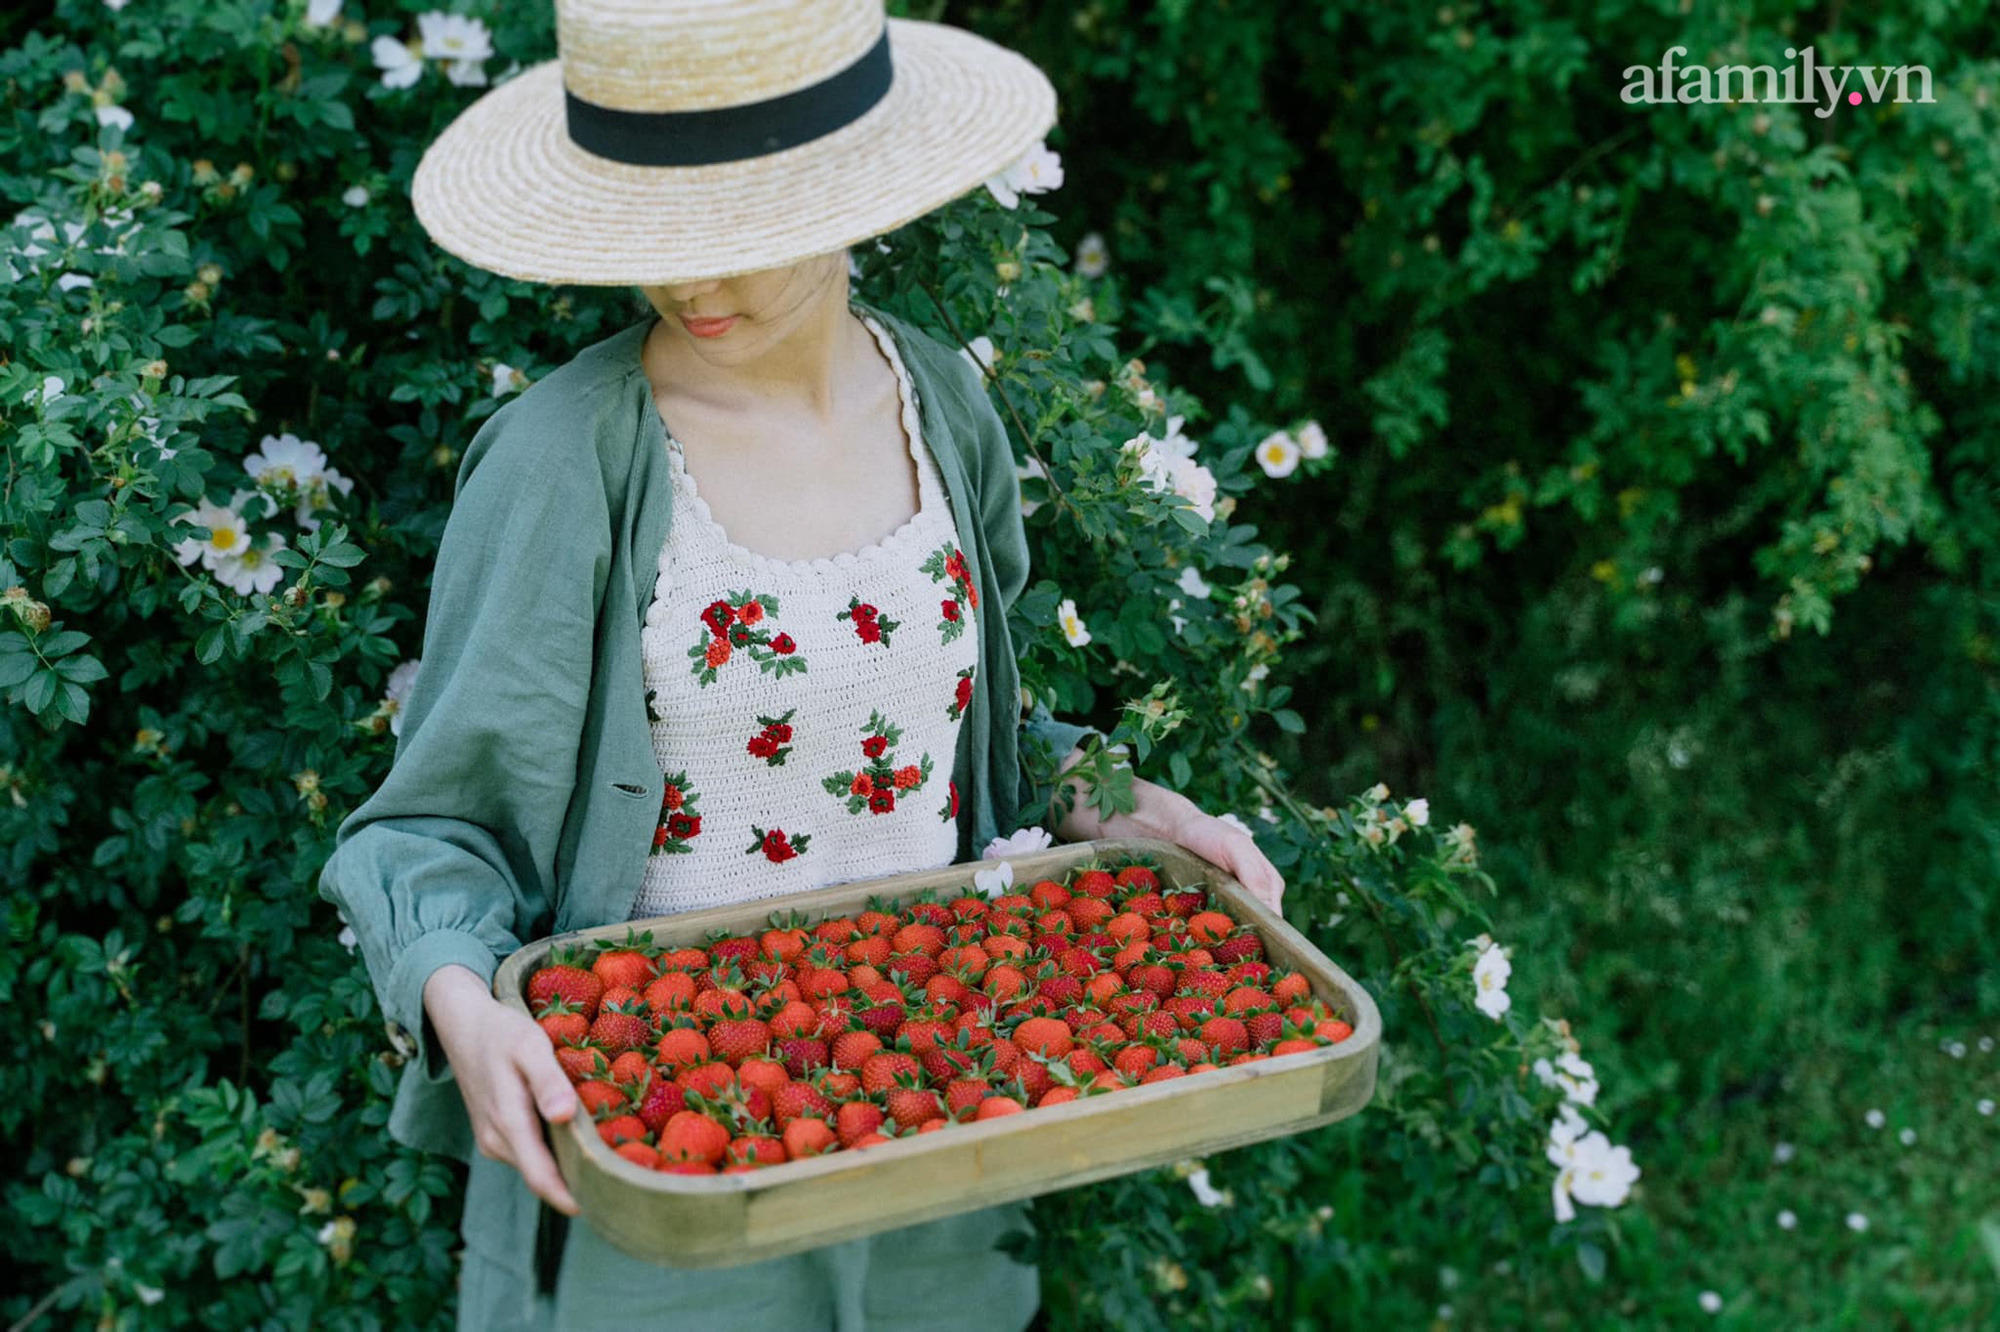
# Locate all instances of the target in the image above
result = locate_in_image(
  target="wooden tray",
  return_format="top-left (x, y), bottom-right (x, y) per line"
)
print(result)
top-left (492, 837), bottom-right (1381, 1268)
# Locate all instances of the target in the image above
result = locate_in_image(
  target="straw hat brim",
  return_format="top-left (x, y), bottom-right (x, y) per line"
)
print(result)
top-left (411, 17), bottom-right (1056, 287)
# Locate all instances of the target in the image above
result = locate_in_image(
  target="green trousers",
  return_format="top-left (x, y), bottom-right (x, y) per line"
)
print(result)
top-left (457, 1152), bottom-right (1041, 1331)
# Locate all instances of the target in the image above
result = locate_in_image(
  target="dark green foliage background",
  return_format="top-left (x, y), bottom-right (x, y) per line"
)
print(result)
top-left (2, 0), bottom-right (1995, 1327)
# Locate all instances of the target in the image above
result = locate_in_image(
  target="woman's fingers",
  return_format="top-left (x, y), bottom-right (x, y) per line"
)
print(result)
top-left (522, 1037), bottom-right (579, 1124)
top-left (502, 1045), bottom-right (581, 1215)
top-left (1178, 815), bottom-right (1286, 915)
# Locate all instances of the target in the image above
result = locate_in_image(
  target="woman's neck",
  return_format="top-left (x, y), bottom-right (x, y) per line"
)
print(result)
top-left (642, 280), bottom-right (870, 427)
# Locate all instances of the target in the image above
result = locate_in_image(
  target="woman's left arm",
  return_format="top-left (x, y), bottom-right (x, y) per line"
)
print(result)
top-left (1048, 746), bottom-right (1287, 914)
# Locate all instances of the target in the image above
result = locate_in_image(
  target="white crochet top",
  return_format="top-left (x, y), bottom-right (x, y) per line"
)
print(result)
top-left (628, 311), bottom-right (981, 919)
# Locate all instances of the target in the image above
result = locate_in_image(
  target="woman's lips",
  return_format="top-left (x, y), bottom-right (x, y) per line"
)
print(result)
top-left (680, 314), bottom-right (739, 338)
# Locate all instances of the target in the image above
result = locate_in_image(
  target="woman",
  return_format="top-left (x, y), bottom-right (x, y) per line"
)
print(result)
top-left (321, 3), bottom-right (1285, 1328)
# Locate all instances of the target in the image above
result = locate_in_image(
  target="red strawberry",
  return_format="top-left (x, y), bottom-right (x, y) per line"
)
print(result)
top-left (709, 936), bottom-right (760, 970)
top-left (1164, 890), bottom-right (1207, 918)
top-left (655, 1025), bottom-right (712, 1070)
top-left (1199, 1016), bottom-right (1250, 1055)
top-left (832, 1030), bottom-right (883, 1069)
top-left (885, 952), bottom-right (939, 987)
top-left (856, 1002), bottom-right (906, 1039)
top-left (555, 1044), bottom-right (610, 1083)
top-left (637, 1078), bottom-right (687, 1132)
top-left (1114, 866), bottom-right (1160, 893)
top-left (592, 949), bottom-right (654, 991)
top-left (904, 901), bottom-right (954, 928)
top-left (779, 1037), bottom-right (830, 1079)
top-left (588, 1001), bottom-right (652, 1054)
top-left (891, 923), bottom-right (947, 956)
top-left (1211, 934), bottom-right (1261, 966)
top-left (708, 1018), bottom-right (772, 1066)
top-left (1166, 995), bottom-right (1217, 1030)
top-left (608, 1050), bottom-right (651, 1087)
top-left (1071, 869), bottom-right (1117, 899)
top-left (835, 1100), bottom-right (885, 1149)
top-left (725, 1136), bottom-right (787, 1167)
top-left (771, 1080), bottom-right (833, 1128)
top-left (860, 1051), bottom-right (922, 1096)
top-left (783, 1115), bottom-right (837, 1159)
top-left (885, 1084), bottom-right (944, 1130)
top-left (597, 1113), bottom-right (650, 1147)
top-left (657, 946), bottom-right (710, 973)
top-left (576, 1080), bottom-right (627, 1117)
top-left (659, 1110), bottom-right (730, 1166)
top-left (527, 965), bottom-right (604, 1019)
top-left (1244, 1011), bottom-right (1284, 1046)
top-left (1130, 964), bottom-right (1177, 999)
top-left (536, 998), bottom-right (591, 1047)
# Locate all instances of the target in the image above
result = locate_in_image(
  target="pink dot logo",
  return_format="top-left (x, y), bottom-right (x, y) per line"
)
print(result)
top-left (1848, 92), bottom-right (1862, 105)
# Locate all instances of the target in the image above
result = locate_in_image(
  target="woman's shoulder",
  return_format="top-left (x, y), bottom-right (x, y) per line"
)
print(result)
top-left (457, 316), bottom-right (655, 498)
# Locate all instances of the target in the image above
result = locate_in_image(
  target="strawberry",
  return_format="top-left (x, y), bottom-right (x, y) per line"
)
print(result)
top-left (1186, 911), bottom-right (1235, 944)
top-left (859, 1051), bottom-right (922, 1096)
top-left (856, 1001), bottom-right (906, 1039)
top-left (608, 1050), bottom-right (651, 1087)
top-left (1071, 869), bottom-right (1117, 899)
top-left (642, 972), bottom-right (696, 1014)
top-left (1272, 972), bottom-right (1312, 1005)
top-left (1226, 960), bottom-right (1275, 987)
top-left (1140, 1064), bottom-right (1187, 1084)
top-left (885, 1083), bottom-right (944, 1130)
top-left (891, 922), bottom-right (946, 956)
top-left (1028, 879), bottom-right (1070, 910)
top-left (782, 1114), bottom-right (837, 1160)
top-left (592, 948), bottom-right (654, 991)
top-left (1065, 898), bottom-right (1115, 931)
top-left (1244, 1011), bottom-right (1284, 1046)
top-left (555, 1044), bottom-right (610, 1083)
top-left (657, 946), bottom-right (710, 973)
top-left (637, 1078), bottom-right (686, 1132)
top-left (708, 1017), bottom-right (772, 1066)
top-left (856, 909), bottom-right (899, 937)
top-left (659, 1110), bottom-right (730, 1166)
top-left (1166, 995), bottom-right (1217, 1030)
top-left (1317, 1017), bottom-right (1355, 1043)
top-left (796, 965), bottom-right (851, 1000)
top-left (835, 1100), bottom-right (885, 1149)
top-left (1210, 934), bottom-right (1262, 966)
top-left (736, 1056), bottom-right (789, 1096)
top-left (767, 999), bottom-right (820, 1039)
top-left (1199, 1015), bottom-right (1250, 1055)
top-left (597, 1113), bottom-right (649, 1147)
top-left (576, 1080), bottom-right (627, 1117)
top-left (1111, 1044), bottom-right (1159, 1078)
top-left (527, 964), bottom-right (604, 1019)
top-left (944, 1076), bottom-right (993, 1120)
top-left (1013, 1056), bottom-right (1053, 1102)
top-left (813, 917), bottom-right (860, 944)
top-left (1271, 1037), bottom-right (1320, 1056)
top-left (819, 1069), bottom-right (861, 1099)
top-left (779, 1037), bottom-right (830, 1078)
top-left (693, 985), bottom-right (755, 1022)
top-left (708, 935), bottom-right (760, 970)
top-left (1177, 967), bottom-right (1231, 999)
top-left (1114, 865), bottom-right (1160, 893)
top-left (677, 1061), bottom-right (737, 1101)
top-left (1164, 889), bottom-right (1207, 917)
top-left (725, 1136), bottom-right (787, 1167)
top-left (588, 1000), bottom-right (653, 1054)
top-left (536, 997), bottom-right (590, 1047)
top-left (654, 1026), bottom-right (711, 1070)
top-left (831, 1030), bottom-right (883, 1069)
top-left (885, 952), bottom-right (939, 987)
top-left (771, 1080), bottom-right (833, 1128)
top-left (614, 1141), bottom-right (663, 1170)
top-left (974, 1096), bottom-right (1024, 1120)
top-left (902, 901), bottom-right (954, 928)
top-left (1223, 986), bottom-right (1276, 1015)
top-left (1011, 1016), bottom-right (1073, 1059)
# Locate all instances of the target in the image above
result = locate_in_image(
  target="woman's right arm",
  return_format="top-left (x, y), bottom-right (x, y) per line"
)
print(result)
top-left (318, 391), bottom-right (610, 1214)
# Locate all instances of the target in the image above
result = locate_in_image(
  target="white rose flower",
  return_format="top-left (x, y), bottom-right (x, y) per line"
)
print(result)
top-left (1698, 1292), bottom-right (1722, 1315)
top-left (1254, 431), bottom-right (1301, 479)
top-left (1532, 1051), bottom-right (1599, 1108)
top-left (213, 531), bottom-right (288, 597)
top-left (342, 184), bottom-right (370, 208)
top-left (972, 860), bottom-right (1015, 901)
top-left (56, 272), bottom-right (94, 291)
top-left (1777, 1209), bottom-right (1797, 1229)
top-left (1405, 797), bottom-right (1430, 827)
top-left (1296, 419), bottom-right (1329, 460)
top-left (171, 497), bottom-right (251, 570)
top-left (983, 826), bottom-right (1053, 859)
top-left (1177, 566), bottom-right (1212, 599)
top-left (1057, 597), bottom-right (1091, 648)
top-left (383, 658), bottom-right (420, 737)
top-left (1241, 662), bottom-right (1269, 692)
top-left (419, 13), bottom-right (494, 87)
top-left (372, 34), bottom-right (425, 88)
top-left (491, 362), bottom-right (528, 397)
top-left (306, 0), bottom-right (343, 26)
top-left (1471, 938), bottom-right (1512, 1020)
top-left (982, 141), bottom-right (1063, 209)
top-left (1845, 1212), bottom-right (1869, 1233)
top-left (1075, 231), bottom-right (1109, 278)
top-left (95, 105), bottom-right (135, 132)
top-left (1186, 1167), bottom-right (1228, 1208)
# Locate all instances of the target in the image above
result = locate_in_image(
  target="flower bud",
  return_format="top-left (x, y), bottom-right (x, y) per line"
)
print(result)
top-left (143, 358), bottom-right (168, 379)
top-left (197, 263), bottom-right (222, 285)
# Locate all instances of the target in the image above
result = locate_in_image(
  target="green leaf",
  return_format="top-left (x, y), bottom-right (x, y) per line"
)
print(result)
top-left (1274, 709), bottom-right (1306, 734)
top-left (22, 667), bottom-right (57, 714)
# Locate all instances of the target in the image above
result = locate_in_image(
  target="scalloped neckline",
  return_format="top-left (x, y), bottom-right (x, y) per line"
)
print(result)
top-left (651, 307), bottom-right (943, 577)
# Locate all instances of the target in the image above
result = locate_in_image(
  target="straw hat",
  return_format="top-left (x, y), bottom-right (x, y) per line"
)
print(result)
top-left (410, 0), bottom-right (1057, 287)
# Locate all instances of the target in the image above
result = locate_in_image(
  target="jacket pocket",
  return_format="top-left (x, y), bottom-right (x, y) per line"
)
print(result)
top-left (609, 780), bottom-right (652, 799)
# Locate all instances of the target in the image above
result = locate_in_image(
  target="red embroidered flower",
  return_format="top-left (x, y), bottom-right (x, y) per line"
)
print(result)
top-left (737, 600), bottom-right (765, 626)
top-left (850, 773), bottom-right (873, 796)
top-left (852, 602), bottom-right (879, 622)
top-left (700, 599), bottom-right (735, 638)
top-left (747, 735), bottom-right (779, 760)
top-left (667, 812), bottom-right (701, 839)
top-left (949, 781), bottom-right (959, 817)
top-left (771, 633), bottom-right (796, 655)
top-left (762, 828), bottom-right (797, 862)
top-left (941, 599), bottom-right (960, 622)
top-left (653, 823), bottom-right (670, 848)
top-left (965, 581), bottom-right (979, 611)
top-left (662, 784), bottom-right (685, 811)
top-left (861, 735), bottom-right (889, 759)
top-left (766, 722), bottom-right (793, 743)
top-left (953, 673), bottom-right (974, 716)
top-left (856, 619), bottom-right (883, 645)
top-left (867, 789), bottom-right (896, 814)
top-left (893, 764), bottom-right (922, 790)
top-left (705, 638), bottom-right (731, 668)
top-left (945, 549), bottom-right (969, 584)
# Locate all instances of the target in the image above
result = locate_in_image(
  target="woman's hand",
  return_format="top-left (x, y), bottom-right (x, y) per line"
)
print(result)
top-left (424, 963), bottom-right (581, 1216)
top-left (1050, 747), bottom-right (1287, 914)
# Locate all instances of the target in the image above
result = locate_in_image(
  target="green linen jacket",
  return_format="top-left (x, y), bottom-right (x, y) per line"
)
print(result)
top-left (318, 297), bottom-right (1094, 1164)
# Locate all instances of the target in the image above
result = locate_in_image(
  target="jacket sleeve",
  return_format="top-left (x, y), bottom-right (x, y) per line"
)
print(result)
top-left (963, 358), bottom-right (1103, 828)
top-left (318, 395), bottom-right (607, 1085)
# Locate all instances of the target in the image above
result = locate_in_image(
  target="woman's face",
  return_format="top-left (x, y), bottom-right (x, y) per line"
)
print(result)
top-left (637, 248), bottom-right (849, 362)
